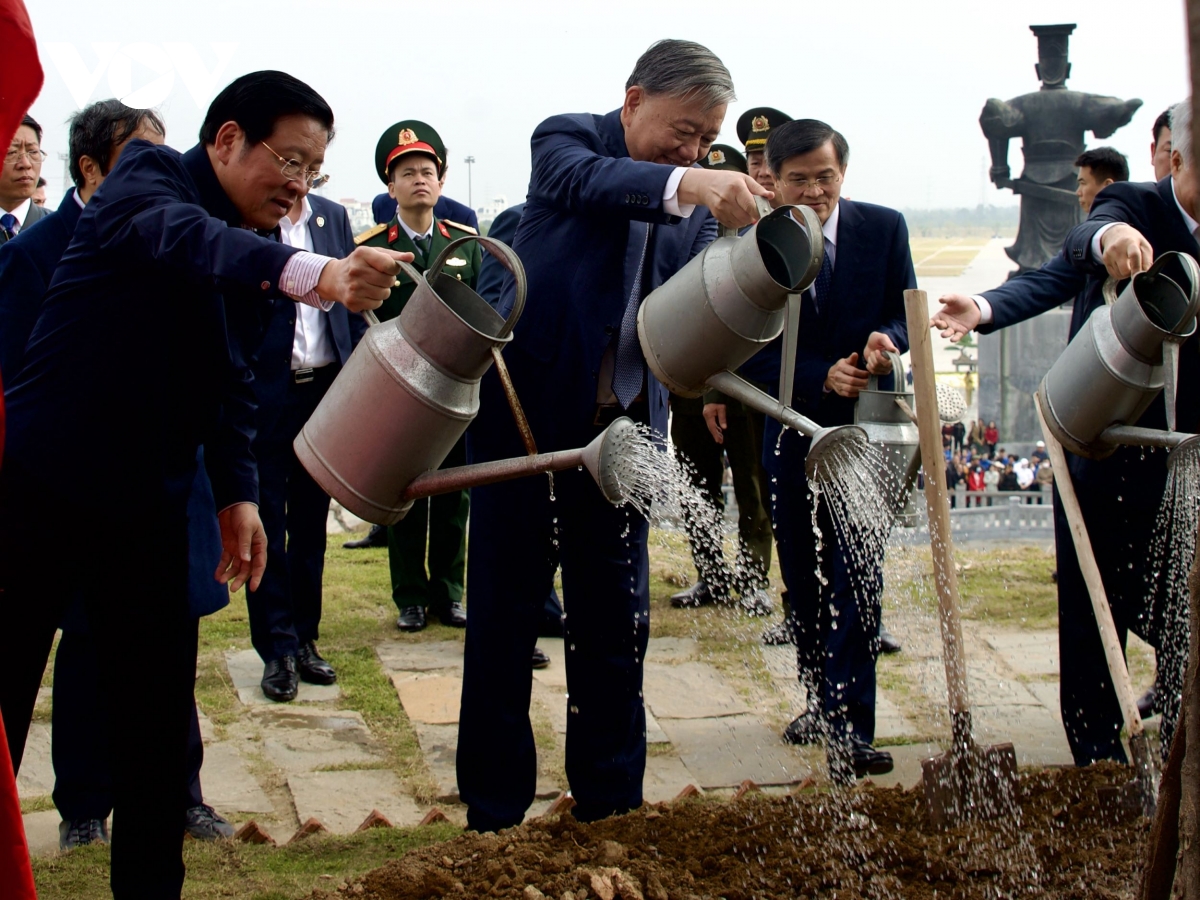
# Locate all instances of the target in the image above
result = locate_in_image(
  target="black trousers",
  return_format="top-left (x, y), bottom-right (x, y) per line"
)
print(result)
top-left (52, 628), bottom-right (204, 820)
top-left (247, 366), bottom-right (336, 663)
top-left (1, 463), bottom-right (197, 899)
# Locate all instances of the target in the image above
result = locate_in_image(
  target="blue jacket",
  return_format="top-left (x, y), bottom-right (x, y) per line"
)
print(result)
top-left (0, 189), bottom-right (83, 377)
top-left (476, 202), bottom-right (524, 311)
top-left (475, 109), bottom-right (716, 455)
top-left (1062, 176), bottom-right (1200, 439)
top-left (372, 193), bottom-right (479, 231)
top-left (744, 199), bottom-right (914, 482)
top-left (976, 250), bottom-right (1081, 334)
top-left (4, 140), bottom-right (300, 520)
top-left (250, 194), bottom-right (364, 435)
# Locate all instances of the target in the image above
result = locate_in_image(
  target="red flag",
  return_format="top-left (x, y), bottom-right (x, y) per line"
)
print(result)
top-left (0, 3), bottom-right (43, 896)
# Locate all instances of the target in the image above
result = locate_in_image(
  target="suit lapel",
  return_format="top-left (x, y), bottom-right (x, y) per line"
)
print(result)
top-left (309, 201), bottom-right (333, 257)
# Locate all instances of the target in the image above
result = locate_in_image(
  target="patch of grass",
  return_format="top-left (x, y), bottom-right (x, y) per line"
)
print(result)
top-left (646, 742), bottom-right (676, 757)
top-left (31, 823), bottom-right (462, 900)
top-left (20, 794), bottom-right (54, 815)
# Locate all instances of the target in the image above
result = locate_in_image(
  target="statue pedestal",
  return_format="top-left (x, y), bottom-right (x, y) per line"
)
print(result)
top-left (978, 307), bottom-right (1071, 444)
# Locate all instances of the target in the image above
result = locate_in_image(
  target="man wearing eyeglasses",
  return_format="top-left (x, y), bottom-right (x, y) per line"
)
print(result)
top-left (0, 71), bottom-right (405, 899)
top-left (745, 119), bottom-right (914, 785)
top-left (0, 114), bottom-right (49, 243)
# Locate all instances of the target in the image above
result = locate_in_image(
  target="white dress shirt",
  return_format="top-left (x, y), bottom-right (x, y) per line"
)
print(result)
top-left (792, 201), bottom-right (840, 300)
top-left (279, 197), bottom-right (337, 371)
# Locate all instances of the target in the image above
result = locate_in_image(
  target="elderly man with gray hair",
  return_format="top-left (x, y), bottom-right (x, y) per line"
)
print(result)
top-left (1047, 97), bottom-right (1200, 763)
top-left (457, 39), bottom-right (768, 832)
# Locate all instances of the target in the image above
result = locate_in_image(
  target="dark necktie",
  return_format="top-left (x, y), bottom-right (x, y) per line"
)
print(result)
top-left (413, 234), bottom-right (432, 260)
top-left (812, 248), bottom-right (833, 313)
top-left (0, 213), bottom-right (17, 240)
top-left (613, 222), bottom-right (652, 408)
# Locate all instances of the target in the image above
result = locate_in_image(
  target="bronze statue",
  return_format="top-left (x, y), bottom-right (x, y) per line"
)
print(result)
top-left (981, 24), bottom-right (1141, 275)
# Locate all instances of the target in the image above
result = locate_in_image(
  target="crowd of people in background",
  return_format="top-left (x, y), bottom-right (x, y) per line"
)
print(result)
top-left (941, 419), bottom-right (1053, 506)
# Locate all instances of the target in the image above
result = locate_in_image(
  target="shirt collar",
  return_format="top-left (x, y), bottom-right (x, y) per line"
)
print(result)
top-left (2, 197), bottom-right (31, 223)
top-left (281, 195), bottom-right (312, 232)
top-left (822, 201), bottom-right (840, 247)
top-left (398, 214), bottom-right (433, 242)
top-left (72, 188), bottom-right (85, 210)
top-left (1173, 177), bottom-right (1199, 235)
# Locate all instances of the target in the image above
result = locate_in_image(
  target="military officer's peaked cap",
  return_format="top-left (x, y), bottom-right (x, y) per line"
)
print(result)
top-left (376, 120), bottom-right (446, 183)
top-left (697, 144), bottom-right (748, 175)
top-left (736, 107), bottom-right (793, 152)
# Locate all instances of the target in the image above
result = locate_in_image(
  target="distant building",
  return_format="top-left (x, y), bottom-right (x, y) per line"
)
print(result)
top-left (475, 195), bottom-right (509, 222)
top-left (339, 198), bottom-right (375, 236)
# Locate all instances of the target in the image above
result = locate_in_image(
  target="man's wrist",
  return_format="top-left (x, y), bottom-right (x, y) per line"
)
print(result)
top-left (972, 295), bottom-right (993, 325)
top-left (1091, 222), bottom-right (1119, 263)
top-left (663, 167), bottom-right (695, 218)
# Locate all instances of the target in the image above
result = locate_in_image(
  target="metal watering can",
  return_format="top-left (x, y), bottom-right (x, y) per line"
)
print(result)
top-left (854, 350), bottom-right (921, 520)
top-left (637, 201), bottom-right (868, 480)
top-left (1037, 251), bottom-right (1200, 460)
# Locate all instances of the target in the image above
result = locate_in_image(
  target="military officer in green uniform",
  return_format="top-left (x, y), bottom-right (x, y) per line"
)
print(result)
top-left (668, 143), bottom-right (775, 619)
top-left (356, 120), bottom-right (480, 632)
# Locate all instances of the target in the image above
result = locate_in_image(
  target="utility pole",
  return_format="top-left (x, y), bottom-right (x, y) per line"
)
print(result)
top-left (463, 155), bottom-right (475, 208)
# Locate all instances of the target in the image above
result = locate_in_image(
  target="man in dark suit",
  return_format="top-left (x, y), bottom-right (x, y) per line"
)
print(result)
top-left (742, 119), bottom-right (912, 783)
top-left (248, 191), bottom-right (365, 701)
top-left (457, 39), bottom-right (770, 833)
top-left (0, 72), bottom-right (402, 898)
top-left (0, 114), bottom-right (49, 243)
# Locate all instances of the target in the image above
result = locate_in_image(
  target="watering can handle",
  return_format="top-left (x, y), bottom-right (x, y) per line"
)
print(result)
top-left (426, 235), bottom-right (527, 338)
top-left (866, 350), bottom-right (906, 392)
top-left (359, 259), bottom-right (429, 328)
top-left (716, 195), bottom-right (778, 239)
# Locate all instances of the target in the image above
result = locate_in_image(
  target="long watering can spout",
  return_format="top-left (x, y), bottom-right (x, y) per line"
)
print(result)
top-left (705, 370), bottom-right (866, 483)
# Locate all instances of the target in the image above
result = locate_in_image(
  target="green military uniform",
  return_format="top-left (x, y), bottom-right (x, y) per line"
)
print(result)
top-left (359, 121), bottom-right (482, 623)
top-left (669, 144), bottom-right (773, 597)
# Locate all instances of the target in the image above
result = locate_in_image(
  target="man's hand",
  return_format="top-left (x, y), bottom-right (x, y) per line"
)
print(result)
top-left (316, 247), bottom-right (414, 312)
top-left (678, 168), bottom-right (773, 230)
top-left (825, 352), bottom-right (869, 398)
top-left (216, 502), bottom-right (268, 593)
top-left (931, 294), bottom-right (982, 341)
top-left (1099, 224), bottom-right (1154, 280)
top-left (863, 332), bottom-right (900, 375)
top-left (702, 402), bottom-right (728, 444)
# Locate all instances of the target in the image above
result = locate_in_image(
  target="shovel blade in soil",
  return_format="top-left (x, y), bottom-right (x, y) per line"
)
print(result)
top-left (921, 741), bottom-right (1019, 829)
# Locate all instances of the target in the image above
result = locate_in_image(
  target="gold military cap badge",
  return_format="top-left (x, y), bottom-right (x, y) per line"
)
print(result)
top-left (708, 150), bottom-right (725, 165)
top-left (752, 115), bottom-right (770, 133)
top-left (398, 128), bottom-right (418, 145)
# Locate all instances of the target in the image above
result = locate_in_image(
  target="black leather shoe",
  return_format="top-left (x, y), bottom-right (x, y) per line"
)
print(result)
top-left (1137, 685), bottom-right (1158, 719)
top-left (879, 622), bottom-right (902, 654)
top-left (762, 619), bottom-right (794, 645)
top-left (432, 600), bottom-right (467, 628)
top-left (396, 606), bottom-right (427, 632)
top-left (531, 646), bottom-right (551, 669)
top-left (828, 736), bottom-right (893, 786)
top-left (184, 804), bottom-right (234, 840)
top-left (670, 580), bottom-right (724, 608)
top-left (59, 817), bottom-right (109, 850)
top-left (261, 656), bottom-right (298, 702)
top-left (739, 588), bottom-right (774, 617)
top-left (297, 641), bottom-right (337, 685)
top-left (782, 708), bottom-right (823, 746)
top-left (342, 524), bottom-right (388, 549)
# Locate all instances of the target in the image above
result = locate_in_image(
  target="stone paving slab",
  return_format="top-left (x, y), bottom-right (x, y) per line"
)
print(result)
top-left (866, 742), bottom-right (943, 791)
top-left (982, 629), bottom-right (1059, 678)
top-left (532, 679), bottom-right (667, 744)
top-left (200, 742), bottom-right (274, 814)
top-left (1023, 681), bottom-right (1064, 722)
top-left (376, 640), bottom-right (464, 674)
top-left (875, 694), bottom-right (920, 741)
top-left (392, 673), bottom-right (462, 725)
top-left (658, 715), bottom-right (811, 788)
top-left (531, 638), bottom-right (567, 688)
top-left (288, 770), bottom-right (423, 834)
top-left (646, 637), bottom-right (700, 662)
top-left (644, 661), bottom-right (750, 720)
top-left (16, 723), bottom-right (53, 798)
top-left (224, 649), bottom-right (341, 706)
top-left (643, 753), bottom-right (698, 803)
top-left (21, 809), bottom-right (62, 858)
top-left (257, 708), bottom-right (385, 774)
top-left (972, 704), bottom-right (1074, 767)
top-left (915, 659), bottom-right (1045, 708)
top-left (413, 722), bottom-right (460, 802)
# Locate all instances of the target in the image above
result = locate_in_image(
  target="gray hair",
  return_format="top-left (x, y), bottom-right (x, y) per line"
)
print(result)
top-left (625, 40), bottom-right (735, 111)
top-left (1171, 99), bottom-right (1192, 169)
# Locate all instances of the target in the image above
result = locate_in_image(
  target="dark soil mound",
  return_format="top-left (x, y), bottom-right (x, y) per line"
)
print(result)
top-left (327, 764), bottom-right (1147, 900)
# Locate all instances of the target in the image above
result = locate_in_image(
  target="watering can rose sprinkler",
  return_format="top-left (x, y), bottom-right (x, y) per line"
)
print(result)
top-left (636, 200), bottom-right (868, 480)
top-left (294, 235), bottom-right (638, 524)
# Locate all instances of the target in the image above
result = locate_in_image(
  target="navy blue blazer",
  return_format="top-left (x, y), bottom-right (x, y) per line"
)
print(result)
top-left (976, 251), bottom-right (1081, 334)
top-left (372, 192), bottom-right (480, 231)
top-left (476, 202), bottom-right (524, 311)
top-left (1062, 176), bottom-right (1200, 438)
top-left (479, 109), bottom-right (716, 453)
top-left (4, 140), bottom-right (300, 518)
top-left (745, 199), bottom-right (914, 482)
top-left (0, 189), bottom-right (83, 378)
top-left (250, 194), bottom-right (365, 435)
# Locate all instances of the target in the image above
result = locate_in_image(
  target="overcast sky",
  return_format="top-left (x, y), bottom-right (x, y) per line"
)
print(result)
top-left (23, 0), bottom-right (1190, 216)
